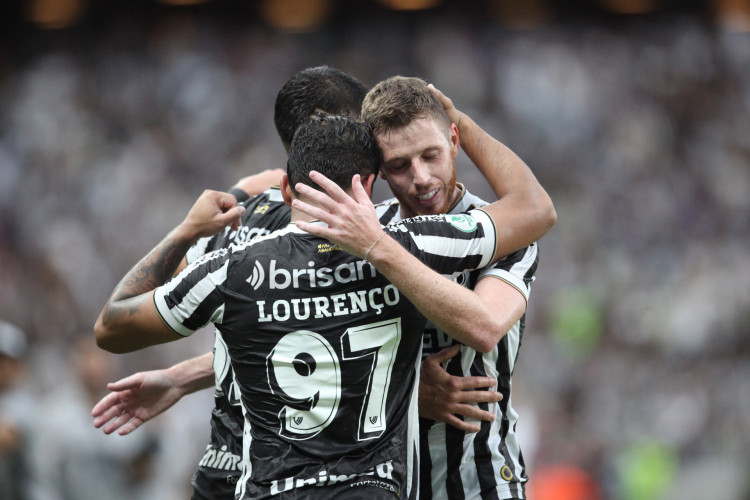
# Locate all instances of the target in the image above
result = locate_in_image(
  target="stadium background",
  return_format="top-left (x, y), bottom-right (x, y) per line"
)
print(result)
top-left (1, 0), bottom-right (749, 498)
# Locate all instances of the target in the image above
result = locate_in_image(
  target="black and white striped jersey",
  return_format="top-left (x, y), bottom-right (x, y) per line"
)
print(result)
top-left (153, 210), bottom-right (498, 499)
top-left (186, 187), bottom-right (291, 500)
top-left (375, 185), bottom-right (537, 500)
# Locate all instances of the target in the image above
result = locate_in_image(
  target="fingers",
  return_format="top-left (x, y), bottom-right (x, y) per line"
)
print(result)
top-left (453, 404), bottom-right (497, 422)
top-left (106, 373), bottom-right (144, 392)
top-left (91, 391), bottom-right (120, 417)
top-left (292, 199), bottom-right (330, 225)
top-left (294, 218), bottom-right (329, 239)
top-left (425, 344), bottom-right (461, 364)
top-left (443, 414), bottom-right (481, 433)
top-left (440, 413), bottom-right (485, 433)
top-left (217, 191), bottom-right (238, 209)
top-left (116, 417), bottom-right (144, 436)
top-left (93, 401), bottom-right (125, 429)
top-left (457, 376), bottom-right (501, 391)
top-left (428, 84), bottom-right (450, 107)
top-left (308, 170), bottom-right (351, 203)
top-left (452, 389), bottom-right (503, 405)
top-left (222, 205), bottom-right (246, 231)
top-left (351, 175), bottom-right (371, 205)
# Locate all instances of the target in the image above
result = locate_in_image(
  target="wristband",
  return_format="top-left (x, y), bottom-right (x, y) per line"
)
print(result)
top-left (364, 232), bottom-right (386, 262)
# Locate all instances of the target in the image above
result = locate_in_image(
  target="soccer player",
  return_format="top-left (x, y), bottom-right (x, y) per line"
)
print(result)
top-left (90, 65), bottom-right (370, 500)
top-left (94, 114), bottom-right (553, 498)
top-left (363, 76), bottom-right (540, 499)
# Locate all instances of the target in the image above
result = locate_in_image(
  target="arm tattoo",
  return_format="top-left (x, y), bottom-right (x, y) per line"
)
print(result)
top-left (111, 235), bottom-right (193, 301)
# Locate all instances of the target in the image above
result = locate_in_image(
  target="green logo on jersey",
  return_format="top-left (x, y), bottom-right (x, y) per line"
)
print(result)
top-left (447, 214), bottom-right (477, 232)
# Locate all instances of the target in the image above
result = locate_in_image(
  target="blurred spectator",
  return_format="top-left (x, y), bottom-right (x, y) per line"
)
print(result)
top-left (32, 335), bottom-right (163, 500)
top-left (0, 320), bottom-right (37, 500)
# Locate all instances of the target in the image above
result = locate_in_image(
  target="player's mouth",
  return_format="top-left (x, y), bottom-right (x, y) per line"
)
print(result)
top-left (415, 188), bottom-right (440, 204)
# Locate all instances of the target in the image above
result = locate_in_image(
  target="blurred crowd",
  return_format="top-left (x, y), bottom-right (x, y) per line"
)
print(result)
top-left (1, 5), bottom-right (749, 500)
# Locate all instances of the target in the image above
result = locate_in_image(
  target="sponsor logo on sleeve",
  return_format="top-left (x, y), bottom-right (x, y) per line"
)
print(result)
top-left (447, 214), bottom-right (477, 232)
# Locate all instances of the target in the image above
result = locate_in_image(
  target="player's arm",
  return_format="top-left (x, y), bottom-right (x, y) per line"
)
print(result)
top-left (95, 190), bottom-right (245, 353)
top-left (92, 352), bottom-right (214, 435)
top-left (295, 173), bottom-right (510, 353)
top-left (230, 168), bottom-right (285, 198)
top-left (418, 276), bottom-right (526, 431)
top-left (430, 85), bottom-right (556, 258)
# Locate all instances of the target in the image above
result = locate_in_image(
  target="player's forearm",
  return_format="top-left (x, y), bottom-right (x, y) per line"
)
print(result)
top-left (457, 113), bottom-right (557, 258)
top-left (167, 352), bottom-right (215, 395)
top-left (368, 237), bottom-right (502, 353)
top-left (109, 225), bottom-right (198, 302)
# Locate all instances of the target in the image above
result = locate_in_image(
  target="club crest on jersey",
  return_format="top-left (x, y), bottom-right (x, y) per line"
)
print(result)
top-left (447, 214), bottom-right (477, 232)
top-left (317, 243), bottom-right (341, 253)
top-left (253, 204), bottom-right (270, 215)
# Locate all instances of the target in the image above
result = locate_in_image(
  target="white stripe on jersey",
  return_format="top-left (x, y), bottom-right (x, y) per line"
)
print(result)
top-left (478, 242), bottom-right (537, 304)
top-left (406, 342), bottom-right (423, 499)
top-left (238, 406), bottom-right (253, 499)
top-left (186, 235), bottom-right (212, 265)
top-left (154, 258), bottom-right (229, 336)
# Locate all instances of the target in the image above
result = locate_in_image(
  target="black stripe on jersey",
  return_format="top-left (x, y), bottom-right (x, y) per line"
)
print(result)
top-left (378, 204), bottom-right (400, 226)
top-left (444, 354), bottom-right (467, 499)
top-left (523, 251), bottom-right (539, 287)
top-left (183, 286), bottom-right (224, 332)
top-left (468, 351), bottom-right (500, 500)
top-left (420, 430), bottom-right (434, 500)
top-left (494, 246), bottom-right (528, 272)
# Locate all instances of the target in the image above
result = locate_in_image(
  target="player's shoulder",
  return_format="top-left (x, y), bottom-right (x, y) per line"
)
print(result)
top-left (374, 197), bottom-right (402, 225)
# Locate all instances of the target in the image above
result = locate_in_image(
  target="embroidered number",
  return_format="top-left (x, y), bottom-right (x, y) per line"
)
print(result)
top-left (267, 319), bottom-right (401, 440)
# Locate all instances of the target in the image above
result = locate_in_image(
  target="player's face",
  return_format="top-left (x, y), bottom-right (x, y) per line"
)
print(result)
top-left (375, 117), bottom-right (460, 218)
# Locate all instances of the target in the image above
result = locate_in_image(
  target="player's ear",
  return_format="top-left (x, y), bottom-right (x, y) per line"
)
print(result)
top-left (280, 174), bottom-right (293, 206)
top-left (361, 173), bottom-right (376, 198)
top-left (449, 122), bottom-right (460, 159)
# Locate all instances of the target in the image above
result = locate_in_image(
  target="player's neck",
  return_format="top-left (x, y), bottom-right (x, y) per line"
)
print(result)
top-left (289, 208), bottom-right (315, 223)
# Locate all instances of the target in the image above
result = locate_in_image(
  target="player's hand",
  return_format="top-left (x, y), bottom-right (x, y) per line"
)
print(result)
top-left (231, 168), bottom-right (285, 197)
top-left (428, 84), bottom-right (463, 130)
top-left (178, 189), bottom-right (246, 241)
top-left (419, 344), bottom-right (503, 433)
top-left (293, 172), bottom-right (383, 259)
top-left (91, 370), bottom-right (183, 436)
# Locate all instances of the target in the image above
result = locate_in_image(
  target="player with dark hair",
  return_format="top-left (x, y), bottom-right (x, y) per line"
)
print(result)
top-left (91, 66), bottom-right (371, 500)
top-left (274, 65), bottom-right (368, 152)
